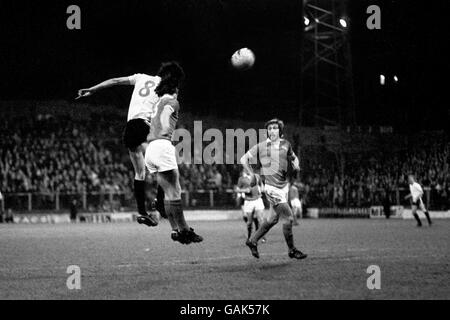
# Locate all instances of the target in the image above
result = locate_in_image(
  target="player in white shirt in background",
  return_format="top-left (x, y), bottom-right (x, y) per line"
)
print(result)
top-left (77, 65), bottom-right (170, 227)
top-left (405, 175), bottom-right (432, 227)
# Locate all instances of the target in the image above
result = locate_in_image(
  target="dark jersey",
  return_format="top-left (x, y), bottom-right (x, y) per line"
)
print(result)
top-left (247, 139), bottom-right (296, 189)
top-left (148, 94), bottom-right (179, 142)
top-left (237, 175), bottom-right (262, 201)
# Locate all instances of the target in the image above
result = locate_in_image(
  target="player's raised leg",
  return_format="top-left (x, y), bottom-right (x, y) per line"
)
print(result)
top-left (246, 207), bottom-right (277, 258)
top-left (156, 168), bottom-right (203, 244)
top-left (128, 143), bottom-right (158, 227)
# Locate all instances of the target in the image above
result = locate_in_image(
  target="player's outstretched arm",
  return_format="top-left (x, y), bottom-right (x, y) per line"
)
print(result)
top-left (77, 76), bottom-right (132, 99)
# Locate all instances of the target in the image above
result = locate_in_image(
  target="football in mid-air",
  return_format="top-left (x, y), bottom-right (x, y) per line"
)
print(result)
top-left (231, 48), bottom-right (255, 70)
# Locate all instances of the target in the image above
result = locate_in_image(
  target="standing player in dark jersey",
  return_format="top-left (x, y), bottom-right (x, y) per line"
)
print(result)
top-left (236, 171), bottom-right (265, 240)
top-left (144, 62), bottom-right (203, 245)
top-left (240, 118), bottom-right (307, 259)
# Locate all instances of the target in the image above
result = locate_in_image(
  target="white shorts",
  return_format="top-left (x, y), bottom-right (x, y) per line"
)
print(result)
top-left (144, 139), bottom-right (178, 173)
top-left (290, 198), bottom-right (302, 209)
top-left (242, 198), bottom-right (265, 214)
top-left (264, 184), bottom-right (289, 206)
top-left (412, 197), bottom-right (426, 211)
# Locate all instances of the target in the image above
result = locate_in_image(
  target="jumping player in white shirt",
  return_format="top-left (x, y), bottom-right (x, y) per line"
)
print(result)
top-left (405, 175), bottom-right (432, 227)
top-left (77, 65), bottom-right (170, 227)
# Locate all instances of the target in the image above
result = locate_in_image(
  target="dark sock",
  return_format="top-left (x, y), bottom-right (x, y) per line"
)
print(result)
top-left (283, 222), bottom-right (295, 250)
top-left (164, 199), bottom-right (189, 231)
top-left (157, 185), bottom-right (165, 204)
top-left (253, 217), bottom-right (259, 231)
top-left (134, 179), bottom-right (147, 215)
top-left (413, 213), bottom-right (422, 226)
top-left (247, 223), bottom-right (253, 239)
top-left (155, 185), bottom-right (167, 218)
top-left (424, 211), bottom-right (432, 225)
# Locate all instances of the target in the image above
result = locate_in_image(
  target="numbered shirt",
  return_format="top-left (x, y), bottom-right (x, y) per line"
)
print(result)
top-left (148, 94), bottom-right (180, 142)
top-left (127, 74), bottom-right (161, 122)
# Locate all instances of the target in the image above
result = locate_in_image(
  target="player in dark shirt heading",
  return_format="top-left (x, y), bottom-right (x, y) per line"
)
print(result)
top-left (144, 62), bottom-right (203, 244)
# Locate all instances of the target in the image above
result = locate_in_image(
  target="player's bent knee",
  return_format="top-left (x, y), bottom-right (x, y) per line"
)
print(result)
top-left (283, 220), bottom-right (293, 228)
top-left (166, 185), bottom-right (181, 200)
top-left (163, 186), bottom-right (181, 201)
top-left (267, 215), bottom-right (279, 226)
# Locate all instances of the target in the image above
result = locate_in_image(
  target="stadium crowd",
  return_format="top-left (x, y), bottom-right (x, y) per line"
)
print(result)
top-left (0, 113), bottom-right (449, 209)
top-left (301, 135), bottom-right (449, 209)
top-left (0, 114), bottom-right (240, 196)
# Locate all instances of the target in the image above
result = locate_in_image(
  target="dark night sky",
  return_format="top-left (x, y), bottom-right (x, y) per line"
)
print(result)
top-left (0, 0), bottom-right (448, 129)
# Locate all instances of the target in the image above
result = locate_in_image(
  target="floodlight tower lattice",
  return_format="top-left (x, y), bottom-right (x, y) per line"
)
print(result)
top-left (299, 0), bottom-right (356, 127)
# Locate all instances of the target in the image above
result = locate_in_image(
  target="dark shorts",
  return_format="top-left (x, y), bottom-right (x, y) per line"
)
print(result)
top-left (122, 118), bottom-right (150, 151)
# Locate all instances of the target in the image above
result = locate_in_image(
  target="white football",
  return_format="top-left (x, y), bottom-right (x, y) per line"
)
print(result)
top-left (231, 48), bottom-right (255, 70)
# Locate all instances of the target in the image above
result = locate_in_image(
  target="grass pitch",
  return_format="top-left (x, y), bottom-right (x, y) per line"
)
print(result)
top-left (0, 218), bottom-right (449, 299)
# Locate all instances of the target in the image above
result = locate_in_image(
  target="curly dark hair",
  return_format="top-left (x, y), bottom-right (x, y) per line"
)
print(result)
top-left (155, 61), bottom-right (185, 97)
top-left (264, 118), bottom-right (285, 138)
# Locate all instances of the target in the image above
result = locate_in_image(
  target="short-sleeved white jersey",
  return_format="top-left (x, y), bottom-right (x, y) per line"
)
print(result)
top-left (409, 182), bottom-right (424, 202)
top-left (127, 74), bottom-right (161, 122)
